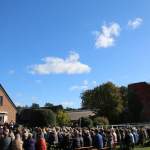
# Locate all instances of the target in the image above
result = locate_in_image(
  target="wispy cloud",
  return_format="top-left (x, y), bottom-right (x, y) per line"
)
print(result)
top-left (35, 80), bottom-right (42, 84)
top-left (15, 101), bottom-right (24, 106)
top-left (70, 80), bottom-right (98, 91)
top-left (94, 22), bottom-right (121, 48)
top-left (8, 69), bottom-right (15, 75)
top-left (31, 96), bottom-right (39, 103)
top-left (28, 51), bottom-right (91, 75)
top-left (70, 80), bottom-right (89, 91)
top-left (92, 80), bottom-right (97, 86)
top-left (15, 92), bottom-right (23, 97)
top-left (61, 100), bottom-right (75, 108)
top-left (128, 18), bottom-right (143, 29)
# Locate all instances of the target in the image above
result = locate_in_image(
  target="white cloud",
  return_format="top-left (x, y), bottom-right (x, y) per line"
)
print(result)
top-left (128, 18), bottom-right (143, 29)
top-left (95, 22), bottom-right (121, 48)
top-left (70, 80), bottom-right (98, 91)
top-left (29, 52), bottom-right (91, 75)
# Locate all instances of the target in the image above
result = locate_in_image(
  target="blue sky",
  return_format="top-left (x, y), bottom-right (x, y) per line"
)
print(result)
top-left (0, 0), bottom-right (150, 108)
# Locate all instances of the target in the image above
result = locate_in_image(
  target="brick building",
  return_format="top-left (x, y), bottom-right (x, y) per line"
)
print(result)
top-left (128, 82), bottom-right (150, 121)
top-left (0, 84), bottom-right (17, 124)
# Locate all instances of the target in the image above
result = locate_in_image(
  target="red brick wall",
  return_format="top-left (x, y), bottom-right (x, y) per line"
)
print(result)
top-left (128, 82), bottom-right (150, 121)
top-left (0, 90), bottom-right (17, 123)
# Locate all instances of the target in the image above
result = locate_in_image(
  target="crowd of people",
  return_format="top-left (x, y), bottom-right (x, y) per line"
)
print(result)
top-left (0, 122), bottom-right (150, 150)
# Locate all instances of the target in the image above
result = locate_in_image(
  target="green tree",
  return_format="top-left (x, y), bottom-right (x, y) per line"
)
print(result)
top-left (80, 117), bottom-right (93, 128)
top-left (119, 86), bottom-right (129, 123)
top-left (120, 86), bottom-right (128, 108)
top-left (31, 103), bottom-right (40, 109)
top-left (93, 117), bottom-right (109, 126)
top-left (81, 82), bottom-right (124, 123)
top-left (44, 102), bottom-right (54, 108)
top-left (56, 110), bottom-right (71, 126)
top-left (19, 109), bottom-right (56, 127)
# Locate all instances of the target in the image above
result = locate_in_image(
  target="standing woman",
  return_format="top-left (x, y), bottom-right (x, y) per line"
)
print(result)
top-left (23, 133), bottom-right (36, 150)
top-left (36, 132), bottom-right (47, 150)
top-left (11, 133), bottom-right (23, 150)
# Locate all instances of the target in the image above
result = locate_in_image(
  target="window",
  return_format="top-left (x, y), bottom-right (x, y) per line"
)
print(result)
top-left (0, 96), bottom-right (3, 106)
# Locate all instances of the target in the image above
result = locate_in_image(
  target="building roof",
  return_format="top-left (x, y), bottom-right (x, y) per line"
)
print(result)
top-left (0, 84), bottom-right (17, 110)
top-left (128, 82), bottom-right (149, 87)
top-left (67, 110), bottom-right (95, 121)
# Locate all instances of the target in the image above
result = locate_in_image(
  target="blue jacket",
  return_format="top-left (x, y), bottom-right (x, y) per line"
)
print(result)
top-left (95, 133), bottom-right (103, 149)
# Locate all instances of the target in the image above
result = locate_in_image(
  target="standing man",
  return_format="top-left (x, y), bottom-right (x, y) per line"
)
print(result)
top-left (94, 129), bottom-right (103, 149)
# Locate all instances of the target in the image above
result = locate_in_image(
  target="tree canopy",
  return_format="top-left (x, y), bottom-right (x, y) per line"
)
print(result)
top-left (31, 103), bottom-right (40, 109)
top-left (19, 109), bottom-right (56, 127)
top-left (93, 116), bottom-right (109, 126)
top-left (56, 110), bottom-right (71, 126)
top-left (80, 117), bottom-right (93, 128)
top-left (81, 82), bottom-right (124, 123)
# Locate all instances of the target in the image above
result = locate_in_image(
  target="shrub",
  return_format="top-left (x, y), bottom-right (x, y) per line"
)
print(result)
top-left (56, 110), bottom-right (71, 126)
top-left (93, 116), bottom-right (109, 126)
top-left (80, 117), bottom-right (93, 128)
top-left (18, 109), bottom-right (56, 127)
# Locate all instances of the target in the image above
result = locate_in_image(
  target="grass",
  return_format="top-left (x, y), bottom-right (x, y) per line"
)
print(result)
top-left (134, 147), bottom-right (150, 150)
top-left (116, 146), bottom-right (150, 150)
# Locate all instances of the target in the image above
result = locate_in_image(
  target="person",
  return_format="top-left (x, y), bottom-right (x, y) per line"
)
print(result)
top-left (0, 129), bottom-right (12, 150)
top-left (119, 129), bottom-right (125, 150)
top-left (79, 131), bottom-right (84, 147)
top-left (129, 130), bottom-right (135, 149)
top-left (111, 128), bottom-right (117, 148)
top-left (72, 130), bottom-right (81, 149)
top-left (36, 132), bottom-right (47, 150)
top-left (11, 133), bottom-right (23, 150)
top-left (83, 130), bottom-right (92, 147)
top-left (132, 127), bottom-right (139, 145)
top-left (24, 133), bottom-right (36, 150)
top-left (107, 130), bottom-right (113, 150)
top-left (94, 129), bottom-right (103, 149)
top-left (100, 129), bottom-right (107, 147)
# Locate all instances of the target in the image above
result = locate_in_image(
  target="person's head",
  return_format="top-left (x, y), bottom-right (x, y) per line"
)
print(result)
top-left (28, 133), bottom-right (33, 139)
top-left (95, 129), bottom-right (99, 134)
top-left (15, 133), bottom-right (21, 140)
top-left (4, 129), bottom-right (9, 136)
top-left (37, 132), bottom-right (44, 139)
top-left (24, 132), bottom-right (28, 140)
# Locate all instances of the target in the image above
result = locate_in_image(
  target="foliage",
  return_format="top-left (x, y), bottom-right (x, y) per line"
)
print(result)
top-left (118, 86), bottom-right (129, 123)
top-left (120, 86), bottom-right (128, 108)
top-left (31, 103), bottom-right (40, 109)
top-left (81, 82), bottom-right (124, 123)
top-left (65, 107), bottom-right (76, 111)
top-left (80, 117), bottom-right (93, 128)
top-left (44, 102), bottom-right (54, 108)
top-left (93, 116), bottom-right (109, 126)
top-left (56, 110), bottom-right (71, 126)
top-left (18, 109), bottom-right (56, 127)
top-left (52, 105), bottom-right (64, 112)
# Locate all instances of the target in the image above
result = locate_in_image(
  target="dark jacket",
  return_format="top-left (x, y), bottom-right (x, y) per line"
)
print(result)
top-left (0, 136), bottom-right (12, 150)
top-left (84, 134), bottom-right (92, 147)
top-left (24, 138), bottom-right (35, 150)
top-left (72, 135), bottom-right (81, 149)
top-left (95, 133), bottom-right (103, 149)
